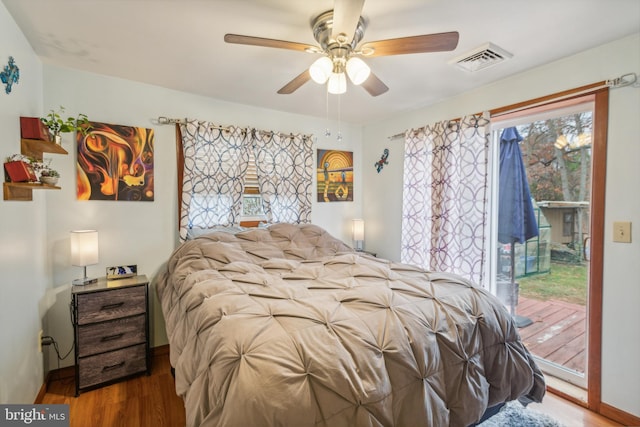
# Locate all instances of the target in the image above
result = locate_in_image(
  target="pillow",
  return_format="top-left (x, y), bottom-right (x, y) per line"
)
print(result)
top-left (186, 226), bottom-right (246, 240)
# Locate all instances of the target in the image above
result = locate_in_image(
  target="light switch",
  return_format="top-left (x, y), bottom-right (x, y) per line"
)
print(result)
top-left (613, 221), bottom-right (632, 243)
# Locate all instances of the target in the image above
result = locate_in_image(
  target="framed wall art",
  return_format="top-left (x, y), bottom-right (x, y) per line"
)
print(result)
top-left (316, 149), bottom-right (353, 202)
top-left (77, 121), bottom-right (154, 201)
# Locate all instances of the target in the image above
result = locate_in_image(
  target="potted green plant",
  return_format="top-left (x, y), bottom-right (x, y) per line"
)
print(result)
top-left (39, 167), bottom-right (60, 186)
top-left (40, 106), bottom-right (91, 144)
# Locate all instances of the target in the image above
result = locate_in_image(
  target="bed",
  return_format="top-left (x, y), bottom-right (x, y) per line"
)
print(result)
top-left (154, 223), bottom-right (545, 427)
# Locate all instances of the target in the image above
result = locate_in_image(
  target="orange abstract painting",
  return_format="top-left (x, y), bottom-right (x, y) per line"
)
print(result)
top-left (77, 121), bottom-right (154, 201)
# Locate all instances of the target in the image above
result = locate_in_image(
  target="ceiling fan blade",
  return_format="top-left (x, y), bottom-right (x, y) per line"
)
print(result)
top-left (277, 70), bottom-right (311, 94)
top-left (361, 31), bottom-right (459, 57)
top-left (332, 0), bottom-right (365, 42)
top-left (224, 34), bottom-right (317, 52)
top-left (361, 72), bottom-right (388, 97)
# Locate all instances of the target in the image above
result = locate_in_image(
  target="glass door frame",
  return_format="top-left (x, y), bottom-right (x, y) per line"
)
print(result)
top-left (485, 90), bottom-right (608, 410)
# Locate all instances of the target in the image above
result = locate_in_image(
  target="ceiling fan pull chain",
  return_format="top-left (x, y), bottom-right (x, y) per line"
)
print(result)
top-left (325, 88), bottom-right (331, 138)
top-left (337, 93), bottom-right (343, 142)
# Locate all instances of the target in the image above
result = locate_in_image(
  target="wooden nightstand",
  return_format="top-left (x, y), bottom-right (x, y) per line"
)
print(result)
top-left (71, 275), bottom-right (150, 396)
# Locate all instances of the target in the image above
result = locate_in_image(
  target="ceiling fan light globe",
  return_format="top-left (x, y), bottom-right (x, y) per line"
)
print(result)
top-left (309, 57), bottom-right (333, 84)
top-left (328, 72), bottom-right (347, 94)
top-left (346, 57), bottom-right (370, 85)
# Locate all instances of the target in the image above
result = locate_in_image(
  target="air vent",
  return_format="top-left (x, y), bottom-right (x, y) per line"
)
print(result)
top-left (450, 42), bottom-right (513, 72)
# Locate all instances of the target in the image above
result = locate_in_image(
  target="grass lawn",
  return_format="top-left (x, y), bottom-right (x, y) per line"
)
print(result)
top-left (518, 261), bottom-right (588, 305)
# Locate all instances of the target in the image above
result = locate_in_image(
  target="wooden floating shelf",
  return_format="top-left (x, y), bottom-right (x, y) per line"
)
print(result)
top-left (3, 136), bottom-right (68, 201)
top-left (3, 182), bottom-right (61, 201)
top-left (20, 138), bottom-right (68, 160)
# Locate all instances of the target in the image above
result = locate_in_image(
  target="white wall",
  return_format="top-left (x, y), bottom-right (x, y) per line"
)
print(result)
top-left (362, 33), bottom-right (640, 417)
top-left (0, 1), bottom-right (45, 404)
top-left (40, 64), bottom-right (363, 372)
top-left (2, 0), bottom-right (638, 416)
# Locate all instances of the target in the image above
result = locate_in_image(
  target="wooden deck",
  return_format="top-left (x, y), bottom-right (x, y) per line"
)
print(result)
top-left (515, 296), bottom-right (587, 373)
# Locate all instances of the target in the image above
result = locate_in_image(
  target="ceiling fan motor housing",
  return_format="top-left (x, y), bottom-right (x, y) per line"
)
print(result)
top-left (312, 10), bottom-right (366, 57)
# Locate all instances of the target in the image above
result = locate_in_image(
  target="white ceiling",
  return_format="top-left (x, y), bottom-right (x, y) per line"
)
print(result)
top-left (3, 0), bottom-right (639, 124)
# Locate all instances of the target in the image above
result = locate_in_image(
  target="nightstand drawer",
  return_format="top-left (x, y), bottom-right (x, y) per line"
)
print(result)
top-left (76, 285), bottom-right (146, 325)
top-left (78, 344), bottom-right (147, 389)
top-left (77, 314), bottom-right (146, 357)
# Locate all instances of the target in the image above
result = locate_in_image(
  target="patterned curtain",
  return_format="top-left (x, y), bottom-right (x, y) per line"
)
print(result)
top-left (401, 113), bottom-right (490, 286)
top-left (252, 132), bottom-right (313, 224)
top-left (178, 120), bottom-right (250, 241)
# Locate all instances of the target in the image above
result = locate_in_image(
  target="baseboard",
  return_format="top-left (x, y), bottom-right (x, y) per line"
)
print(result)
top-left (600, 402), bottom-right (640, 427)
top-left (35, 344), bottom-right (170, 403)
top-left (548, 384), bottom-right (640, 426)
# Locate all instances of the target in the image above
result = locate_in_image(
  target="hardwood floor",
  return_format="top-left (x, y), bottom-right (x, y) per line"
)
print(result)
top-left (39, 348), bottom-right (184, 427)
top-left (529, 394), bottom-right (622, 427)
top-left (38, 347), bottom-right (623, 427)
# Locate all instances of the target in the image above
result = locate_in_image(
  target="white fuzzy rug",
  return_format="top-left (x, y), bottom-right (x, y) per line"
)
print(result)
top-left (477, 400), bottom-right (565, 427)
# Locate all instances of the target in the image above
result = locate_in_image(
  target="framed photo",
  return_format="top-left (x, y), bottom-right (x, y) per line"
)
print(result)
top-left (106, 264), bottom-right (137, 280)
top-left (4, 160), bottom-right (37, 182)
top-left (20, 116), bottom-right (52, 141)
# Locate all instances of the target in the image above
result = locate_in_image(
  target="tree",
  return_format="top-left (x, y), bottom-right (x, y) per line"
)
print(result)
top-left (516, 111), bottom-right (592, 250)
top-left (518, 112), bottom-right (592, 204)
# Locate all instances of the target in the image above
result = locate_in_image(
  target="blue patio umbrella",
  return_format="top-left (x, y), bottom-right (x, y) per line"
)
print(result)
top-left (498, 126), bottom-right (538, 327)
top-left (498, 127), bottom-right (538, 245)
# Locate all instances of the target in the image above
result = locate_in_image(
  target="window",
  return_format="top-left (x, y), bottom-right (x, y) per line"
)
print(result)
top-left (178, 121), bottom-right (312, 238)
top-left (242, 150), bottom-right (266, 220)
top-left (563, 212), bottom-right (574, 237)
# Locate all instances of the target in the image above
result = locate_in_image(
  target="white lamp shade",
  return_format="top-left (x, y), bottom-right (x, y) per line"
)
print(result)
top-left (327, 72), bottom-right (347, 94)
top-left (352, 219), bottom-right (365, 241)
top-left (346, 57), bottom-right (371, 85)
top-left (309, 57), bottom-right (333, 84)
top-left (71, 230), bottom-right (99, 267)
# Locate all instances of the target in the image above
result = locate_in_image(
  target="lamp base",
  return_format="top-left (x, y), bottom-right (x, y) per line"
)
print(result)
top-left (72, 277), bottom-right (98, 286)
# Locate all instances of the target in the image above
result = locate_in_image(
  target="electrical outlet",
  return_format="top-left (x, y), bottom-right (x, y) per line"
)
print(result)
top-left (38, 330), bottom-right (43, 353)
top-left (613, 221), bottom-right (632, 243)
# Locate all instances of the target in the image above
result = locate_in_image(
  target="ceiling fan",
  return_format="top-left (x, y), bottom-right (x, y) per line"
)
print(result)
top-left (224, 0), bottom-right (459, 97)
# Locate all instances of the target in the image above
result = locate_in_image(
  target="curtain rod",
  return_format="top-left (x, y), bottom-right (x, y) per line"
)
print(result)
top-left (158, 116), bottom-right (231, 132)
top-left (387, 72), bottom-right (637, 141)
top-left (157, 116), bottom-right (313, 141)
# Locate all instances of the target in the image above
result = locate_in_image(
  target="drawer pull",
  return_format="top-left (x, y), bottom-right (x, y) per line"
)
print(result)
top-left (102, 361), bottom-right (125, 372)
top-left (100, 333), bottom-right (125, 342)
top-left (100, 302), bottom-right (125, 311)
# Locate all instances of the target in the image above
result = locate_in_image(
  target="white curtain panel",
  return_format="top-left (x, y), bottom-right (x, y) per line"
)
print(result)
top-left (401, 113), bottom-right (490, 286)
top-left (179, 120), bottom-right (250, 241)
top-left (252, 132), bottom-right (313, 224)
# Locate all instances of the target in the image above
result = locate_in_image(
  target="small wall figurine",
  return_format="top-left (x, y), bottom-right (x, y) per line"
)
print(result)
top-left (1, 56), bottom-right (19, 94)
top-left (375, 148), bottom-right (389, 173)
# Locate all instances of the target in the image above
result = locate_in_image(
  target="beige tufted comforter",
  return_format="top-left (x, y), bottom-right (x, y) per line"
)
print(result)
top-left (155, 223), bottom-right (545, 427)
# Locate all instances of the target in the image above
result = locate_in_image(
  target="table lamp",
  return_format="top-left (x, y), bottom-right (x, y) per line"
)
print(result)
top-left (352, 219), bottom-right (364, 251)
top-left (71, 230), bottom-right (99, 286)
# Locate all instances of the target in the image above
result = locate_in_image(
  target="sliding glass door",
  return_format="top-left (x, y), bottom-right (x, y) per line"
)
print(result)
top-left (489, 96), bottom-right (599, 394)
